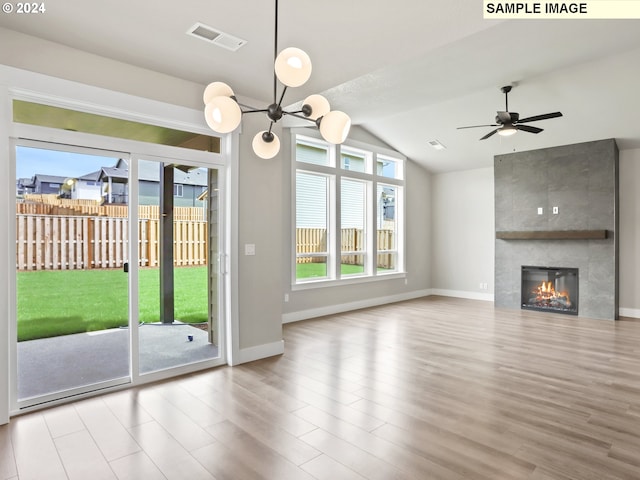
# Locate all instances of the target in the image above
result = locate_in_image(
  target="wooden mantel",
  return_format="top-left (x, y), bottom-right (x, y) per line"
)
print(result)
top-left (496, 230), bottom-right (608, 240)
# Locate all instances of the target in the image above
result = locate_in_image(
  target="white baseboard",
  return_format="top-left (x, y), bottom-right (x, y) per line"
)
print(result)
top-left (619, 307), bottom-right (640, 319)
top-left (282, 289), bottom-right (431, 324)
top-left (429, 289), bottom-right (495, 302)
top-left (236, 340), bottom-right (284, 365)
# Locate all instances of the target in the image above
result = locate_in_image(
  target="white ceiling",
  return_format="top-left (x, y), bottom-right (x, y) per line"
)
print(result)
top-left (1, 0), bottom-right (640, 173)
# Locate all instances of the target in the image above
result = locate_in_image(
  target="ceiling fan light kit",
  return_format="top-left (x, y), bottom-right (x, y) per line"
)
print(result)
top-left (458, 85), bottom-right (563, 141)
top-left (202, 0), bottom-right (351, 159)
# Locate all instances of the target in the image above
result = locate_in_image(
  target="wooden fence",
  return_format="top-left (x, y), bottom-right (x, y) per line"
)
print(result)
top-left (17, 202), bottom-right (205, 221)
top-left (16, 214), bottom-right (207, 271)
top-left (297, 228), bottom-right (395, 269)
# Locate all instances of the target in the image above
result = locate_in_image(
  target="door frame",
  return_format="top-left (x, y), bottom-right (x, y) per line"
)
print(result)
top-left (8, 124), bottom-right (232, 415)
top-left (128, 153), bottom-right (228, 385)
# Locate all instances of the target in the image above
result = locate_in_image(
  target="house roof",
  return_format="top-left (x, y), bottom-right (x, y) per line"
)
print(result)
top-left (32, 174), bottom-right (67, 184)
top-left (78, 170), bottom-right (101, 181)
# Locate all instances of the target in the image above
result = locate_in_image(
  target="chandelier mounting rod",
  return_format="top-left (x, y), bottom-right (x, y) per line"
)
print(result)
top-left (274, 0), bottom-right (279, 104)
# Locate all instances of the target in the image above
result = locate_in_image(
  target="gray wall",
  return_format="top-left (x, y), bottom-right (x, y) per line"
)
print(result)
top-left (494, 139), bottom-right (619, 320)
top-left (236, 114), bottom-right (283, 350)
top-left (619, 148), bottom-right (640, 314)
top-left (0, 27), bottom-right (203, 110)
top-left (431, 167), bottom-right (495, 296)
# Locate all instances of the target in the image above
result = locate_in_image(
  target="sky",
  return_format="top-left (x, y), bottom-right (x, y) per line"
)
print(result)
top-left (16, 146), bottom-right (120, 180)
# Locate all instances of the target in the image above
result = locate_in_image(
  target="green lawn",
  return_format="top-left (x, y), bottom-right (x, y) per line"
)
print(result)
top-left (296, 263), bottom-right (392, 278)
top-left (17, 267), bottom-right (208, 341)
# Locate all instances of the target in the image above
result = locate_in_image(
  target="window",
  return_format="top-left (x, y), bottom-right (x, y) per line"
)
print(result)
top-left (293, 133), bottom-right (404, 285)
top-left (296, 171), bottom-right (330, 279)
top-left (173, 184), bottom-right (183, 197)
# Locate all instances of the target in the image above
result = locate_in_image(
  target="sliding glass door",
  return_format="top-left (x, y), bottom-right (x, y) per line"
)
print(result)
top-left (15, 143), bottom-right (131, 405)
top-left (14, 143), bottom-right (225, 409)
top-left (136, 158), bottom-right (221, 375)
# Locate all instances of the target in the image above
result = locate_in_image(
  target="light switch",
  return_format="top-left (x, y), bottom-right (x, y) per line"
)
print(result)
top-left (553, 206), bottom-right (559, 214)
top-left (244, 244), bottom-right (256, 256)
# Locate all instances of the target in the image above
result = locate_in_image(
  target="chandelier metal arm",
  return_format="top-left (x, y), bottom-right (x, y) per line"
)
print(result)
top-left (240, 108), bottom-right (270, 115)
top-left (282, 111), bottom-right (317, 123)
top-left (276, 86), bottom-right (288, 109)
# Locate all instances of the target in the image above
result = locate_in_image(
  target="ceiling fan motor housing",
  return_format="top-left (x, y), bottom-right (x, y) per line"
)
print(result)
top-left (495, 111), bottom-right (519, 125)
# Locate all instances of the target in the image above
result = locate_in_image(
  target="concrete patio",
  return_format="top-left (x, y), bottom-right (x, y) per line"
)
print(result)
top-left (17, 323), bottom-right (219, 399)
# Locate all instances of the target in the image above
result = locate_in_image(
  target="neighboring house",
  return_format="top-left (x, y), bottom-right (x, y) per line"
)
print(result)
top-left (16, 178), bottom-right (34, 197)
top-left (72, 170), bottom-right (102, 201)
top-left (97, 158), bottom-right (208, 206)
top-left (30, 174), bottom-right (67, 195)
top-left (138, 160), bottom-right (208, 207)
top-left (98, 159), bottom-right (129, 204)
top-left (60, 170), bottom-right (102, 201)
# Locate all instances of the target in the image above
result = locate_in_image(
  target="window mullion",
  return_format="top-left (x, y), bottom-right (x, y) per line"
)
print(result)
top-left (367, 179), bottom-right (375, 276)
top-left (333, 172), bottom-right (341, 280)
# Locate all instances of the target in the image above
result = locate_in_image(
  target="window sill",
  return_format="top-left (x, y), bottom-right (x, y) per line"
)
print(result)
top-left (292, 272), bottom-right (406, 291)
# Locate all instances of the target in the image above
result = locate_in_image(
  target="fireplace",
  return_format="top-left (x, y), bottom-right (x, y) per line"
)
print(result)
top-left (521, 266), bottom-right (579, 315)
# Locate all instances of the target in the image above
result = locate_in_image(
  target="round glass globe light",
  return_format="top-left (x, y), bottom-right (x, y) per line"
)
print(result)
top-left (252, 131), bottom-right (281, 159)
top-left (302, 94), bottom-right (330, 120)
top-left (203, 81), bottom-right (235, 105)
top-left (274, 47), bottom-right (312, 87)
top-left (319, 111), bottom-right (351, 144)
top-left (204, 96), bottom-right (242, 133)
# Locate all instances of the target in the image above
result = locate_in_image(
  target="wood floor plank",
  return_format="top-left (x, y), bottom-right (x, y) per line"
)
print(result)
top-left (134, 387), bottom-right (215, 451)
top-left (202, 420), bottom-right (317, 480)
top-left (128, 421), bottom-right (215, 480)
top-left (109, 451), bottom-right (166, 480)
top-left (294, 404), bottom-right (466, 480)
top-left (179, 376), bottom-right (321, 466)
top-left (101, 389), bottom-right (155, 429)
top-left (74, 397), bottom-right (141, 462)
top-left (54, 430), bottom-right (117, 480)
top-left (10, 414), bottom-right (68, 480)
top-left (0, 424), bottom-right (17, 480)
top-left (300, 453), bottom-right (368, 480)
top-left (43, 403), bottom-right (86, 439)
top-left (300, 427), bottom-right (416, 480)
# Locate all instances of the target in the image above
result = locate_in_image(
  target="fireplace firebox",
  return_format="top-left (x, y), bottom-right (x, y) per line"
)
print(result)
top-left (521, 266), bottom-right (578, 315)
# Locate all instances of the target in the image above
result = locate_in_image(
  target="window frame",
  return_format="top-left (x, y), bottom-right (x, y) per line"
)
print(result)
top-left (291, 130), bottom-right (405, 289)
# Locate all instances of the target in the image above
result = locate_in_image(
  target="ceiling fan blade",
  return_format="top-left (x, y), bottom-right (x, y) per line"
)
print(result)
top-left (457, 124), bottom-right (498, 130)
top-left (518, 112), bottom-right (563, 123)
top-left (516, 124), bottom-right (543, 134)
top-left (480, 129), bottom-right (499, 140)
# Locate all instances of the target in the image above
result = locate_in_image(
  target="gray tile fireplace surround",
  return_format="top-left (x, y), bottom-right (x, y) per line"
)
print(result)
top-left (494, 139), bottom-right (619, 320)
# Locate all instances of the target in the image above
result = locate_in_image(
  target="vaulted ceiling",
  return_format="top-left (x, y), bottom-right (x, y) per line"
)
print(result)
top-left (2, 0), bottom-right (639, 172)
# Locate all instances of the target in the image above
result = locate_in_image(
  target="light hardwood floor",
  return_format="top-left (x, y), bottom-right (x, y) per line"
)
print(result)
top-left (2, 296), bottom-right (640, 480)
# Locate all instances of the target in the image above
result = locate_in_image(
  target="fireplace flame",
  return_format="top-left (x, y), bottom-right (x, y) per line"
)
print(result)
top-left (534, 281), bottom-right (571, 306)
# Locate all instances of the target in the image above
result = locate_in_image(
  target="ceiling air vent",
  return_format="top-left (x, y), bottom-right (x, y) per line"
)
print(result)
top-left (187, 22), bottom-right (247, 52)
top-left (428, 139), bottom-right (446, 150)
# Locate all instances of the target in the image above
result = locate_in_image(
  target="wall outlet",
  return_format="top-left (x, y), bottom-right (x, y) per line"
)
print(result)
top-left (553, 206), bottom-right (559, 214)
top-left (284, 293), bottom-right (289, 302)
top-left (537, 207), bottom-right (544, 215)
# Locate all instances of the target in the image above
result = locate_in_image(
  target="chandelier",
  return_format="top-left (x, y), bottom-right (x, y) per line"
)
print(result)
top-left (202, 0), bottom-right (351, 159)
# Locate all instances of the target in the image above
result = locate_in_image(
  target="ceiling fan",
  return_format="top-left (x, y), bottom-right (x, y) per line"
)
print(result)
top-left (458, 86), bottom-right (563, 140)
